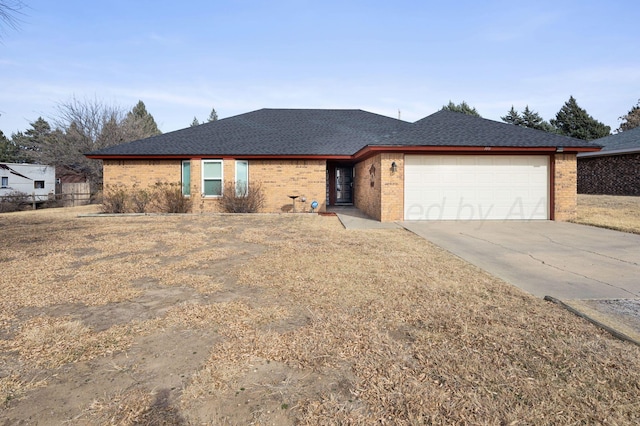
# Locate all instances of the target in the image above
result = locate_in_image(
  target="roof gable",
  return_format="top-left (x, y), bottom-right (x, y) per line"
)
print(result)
top-left (386, 110), bottom-right (600, 148)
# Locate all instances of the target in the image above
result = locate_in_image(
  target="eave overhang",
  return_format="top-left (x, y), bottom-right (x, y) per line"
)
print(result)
top-left (577, 147), bottom-right (640, 158)
top-left (352, 145), bottom-right (601, 161)
top-left (87, 145), bottom-right (601, 162)
top-left (86, 154), bottom-right (353, 161)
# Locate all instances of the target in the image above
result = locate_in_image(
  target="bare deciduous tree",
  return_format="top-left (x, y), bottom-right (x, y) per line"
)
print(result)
top-left (47, 97), bottom-right (161, 190)
top-left (0, 0), bottom-right (25, 37)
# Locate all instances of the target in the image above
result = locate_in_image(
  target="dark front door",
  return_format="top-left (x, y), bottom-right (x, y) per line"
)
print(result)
top-left (336, 167), bottom-right (353, 204)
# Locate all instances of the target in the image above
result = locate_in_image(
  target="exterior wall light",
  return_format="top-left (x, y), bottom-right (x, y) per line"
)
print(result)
top-left (391, 161), bottom-right (398, 173)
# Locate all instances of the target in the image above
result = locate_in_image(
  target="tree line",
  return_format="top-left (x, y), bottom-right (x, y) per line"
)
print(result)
top-left (442, 97), bottom-right (640, 140)
top-left (0, 99), bottom-right (219, 191)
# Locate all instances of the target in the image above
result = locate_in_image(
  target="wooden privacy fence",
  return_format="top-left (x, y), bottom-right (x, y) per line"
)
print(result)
top-left (58, 182), bottom-right (91, 207)
top-left (0, 191), bottom-right (92, 210)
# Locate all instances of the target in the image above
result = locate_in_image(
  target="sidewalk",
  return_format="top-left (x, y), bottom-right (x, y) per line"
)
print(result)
top-left (327, 206), bottom-right (401, 230)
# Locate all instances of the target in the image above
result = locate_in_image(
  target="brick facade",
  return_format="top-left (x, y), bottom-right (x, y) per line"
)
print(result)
top-left (103, 159), bottom-right (182, 188)
top-left (244, 159), bottom-right (327, 214)
top-left (379, 153), bottom-right (404, 222)
top-left (354, 155), bottom-right (381, 220)
top-left (104, 154), bottom-right (578, 222)
top-left (104, 158), bottom-right (326, 214)
top-left (578, 153), bottom-right (640, 196)
top-left (553, 153), bottom-right (577, 221)
top-left (353, 153), bottom-right (404, 222)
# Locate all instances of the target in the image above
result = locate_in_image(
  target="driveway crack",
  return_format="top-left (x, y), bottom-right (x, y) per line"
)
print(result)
top-left (527, 253), bottom-right (639, 298)
top-left (539, 234), bottom-right (639, 266)
top-left (460, 232), bottom-right (639, 298)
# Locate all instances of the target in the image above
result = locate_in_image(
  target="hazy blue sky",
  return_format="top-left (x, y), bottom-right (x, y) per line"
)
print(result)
top-left (1, 0), bottom-right (639, 136)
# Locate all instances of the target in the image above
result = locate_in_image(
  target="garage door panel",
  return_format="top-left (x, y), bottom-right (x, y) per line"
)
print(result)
top-left (404, 155), bottom-right (549, 220)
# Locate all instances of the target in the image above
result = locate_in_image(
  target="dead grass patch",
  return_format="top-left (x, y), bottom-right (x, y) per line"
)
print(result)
top-left (84, 388), bottom-right (186, 425)
top-left (4, 316), bottom-right (136, 369)
top-left (1, 207), bottom-right (640, 424)
top-left (575, 194), bottom-right (640, 233)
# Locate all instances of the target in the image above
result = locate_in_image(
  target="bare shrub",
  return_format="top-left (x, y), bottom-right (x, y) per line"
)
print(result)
top-left (220, 181), bottom-right (265, 213)
top-left (130, 185), bottom-right (153, 213)
top-left (153, 182), bottom-right (191, 213)
top-left (0, 191), bottom-right (30, 213)
top-left (101, 185), bottom-right (128, 213)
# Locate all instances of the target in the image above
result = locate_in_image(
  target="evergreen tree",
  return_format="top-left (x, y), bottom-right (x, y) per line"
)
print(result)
top-left (207, 107), bottom-right (218, 122)
top-left (190, 117), bottom-right (200, 127)
top-left (550, 96), bottom-right (610, 140)
top-left (502, 105), bottom-right (556, 133)
top-left (11, 117), bottom-right (54, 162)
top-left (501, 106), bottom-right (523, 125)
top-left (440, 101), bottom-right (481, 117)
top-left (0, 130), bottom-right (20, 162)
top-left (124, 100), bottom-right (161, 137)
top-left (617, 99), bottom-right (640, 132)
top-left (521, 106), bottom-right (555, 132)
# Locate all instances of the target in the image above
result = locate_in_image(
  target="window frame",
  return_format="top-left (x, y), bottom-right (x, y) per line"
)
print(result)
top-left (201, 159), bottom-right (223, 197)
top-left (181, 160), bottom-right (191, 196)
top-left (1, 176), bottom-right (7, 188)
top-left (235, 160), bottom-right (249, 196)
top-left (34, 180), bottom-right (45, 189)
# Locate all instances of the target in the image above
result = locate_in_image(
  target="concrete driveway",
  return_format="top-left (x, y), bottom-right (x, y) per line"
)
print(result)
top-left (401, 221), bottom-right (640, 300)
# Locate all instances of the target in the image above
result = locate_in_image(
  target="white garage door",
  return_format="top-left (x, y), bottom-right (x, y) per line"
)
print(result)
top-left (404, 155), bottom-right (549, 220)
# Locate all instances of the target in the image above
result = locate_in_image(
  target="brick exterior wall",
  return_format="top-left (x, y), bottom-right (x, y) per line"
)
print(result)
top-left (379, 153), bottom-right (404, 222)
top-left (578, 153), bottom-right (640, 196)
top-left (354, 155), bottom-right (382, 220)
top-left (104, 154), bottom-right (578, 222)
top-left (104, 158), bottom-right (326, 214)
top-left (553, 153), bottom-right (577, 221)
top-left (246, 159), bottom-right (327, 213)
top-left (353, 153), bottom-right (404, 222)
top-left (103, 159), bottom-right (182, 187)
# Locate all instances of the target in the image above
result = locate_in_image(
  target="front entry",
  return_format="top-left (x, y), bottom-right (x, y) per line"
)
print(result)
top-left (336, 167), bottom-right (353, 204)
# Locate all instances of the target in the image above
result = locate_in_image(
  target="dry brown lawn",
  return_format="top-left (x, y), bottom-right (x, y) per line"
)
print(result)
top-left (2, 206), bottom-right (640, 425)
top-left (575, 194), bottom-right (640, 234)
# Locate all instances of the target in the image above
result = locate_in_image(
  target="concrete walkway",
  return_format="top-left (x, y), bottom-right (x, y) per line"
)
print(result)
top-left (328, 206), bottom-right (401, 230)
top-left (401, 220), bottom-right (640, 300)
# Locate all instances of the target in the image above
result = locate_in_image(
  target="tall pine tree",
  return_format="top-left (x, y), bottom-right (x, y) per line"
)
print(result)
top-left (207, 107), bottom-right (218, 122)
top-left (501, 105), bottom-right (555, 132)
top-left (0, 130), bottom-right (21, 162)
top-left (550, 96), bottom-right (610, 140)
top-left (521, 106), bottom-right (555, 132)
top-left (501, 106), bottom-right (523, 125)
top-left (124, 100), bottom-right (161, 137)
top-left (11, 117), bottom-right (54, 162)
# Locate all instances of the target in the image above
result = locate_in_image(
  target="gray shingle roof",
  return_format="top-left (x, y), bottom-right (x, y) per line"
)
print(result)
top-left (88, 109), bottom-right (409, 157)
top-left (589, 126), bottom-right (640, 152)
top-left (87, 108), bottom-right (599, 158)
top-left (384, 110), bottom-right (600, 148)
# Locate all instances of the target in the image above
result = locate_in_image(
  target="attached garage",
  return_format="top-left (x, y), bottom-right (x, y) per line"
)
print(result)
top-left (404, 155), bottom-right (549, 220)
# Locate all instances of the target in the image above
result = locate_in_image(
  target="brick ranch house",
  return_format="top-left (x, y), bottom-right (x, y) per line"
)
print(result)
top-left (86, 109), bottom-right (600, 222)
top-left (577, 126), bottom-right (640, 196)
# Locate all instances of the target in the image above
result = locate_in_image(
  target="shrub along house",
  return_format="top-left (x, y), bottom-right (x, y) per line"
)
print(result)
top-left (86, 108), bottom-right (600, 222)
top-left (577, 126), bottom-right (640, 196)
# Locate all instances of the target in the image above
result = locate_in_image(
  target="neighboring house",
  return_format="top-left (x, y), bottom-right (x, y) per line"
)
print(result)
top-left (86, 109), bottom-right (600, 222)
top-left (577, 127), bottom-right (640, 196)
top-left (0, 163), bottom-right (55, 202)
